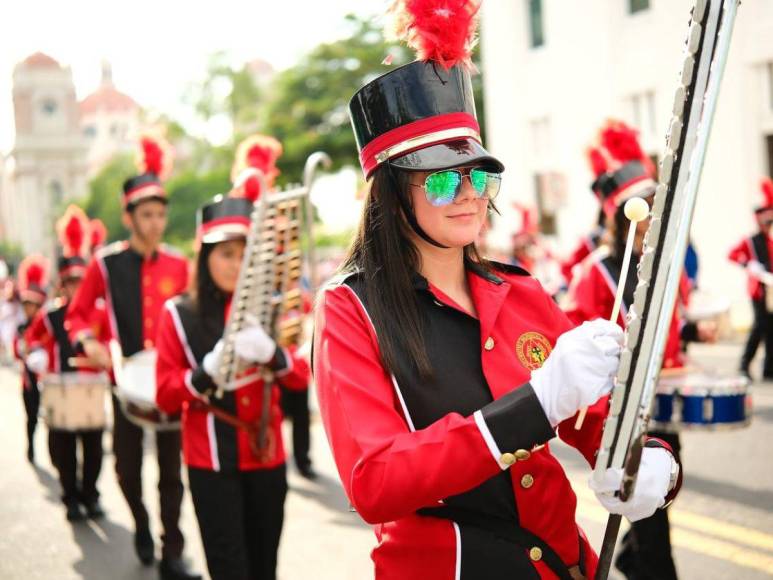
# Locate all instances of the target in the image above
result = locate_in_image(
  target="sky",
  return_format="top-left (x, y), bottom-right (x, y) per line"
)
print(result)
top-left (0, 0), bottom-right (387, 155)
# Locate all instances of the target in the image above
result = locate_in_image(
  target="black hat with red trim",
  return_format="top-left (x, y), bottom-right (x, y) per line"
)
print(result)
top-left (18, 254), bottom-right (50, 305)
top-left (586, 119), bottom-right (657, 218)
top-left (56, 205), bottom-right (90, 280)
top-left (196, 134), bottom-right (282, 245)
top-left (349, 0), bottom-right (502, 180)
top-left (122, 131), bottom-right (174, 210)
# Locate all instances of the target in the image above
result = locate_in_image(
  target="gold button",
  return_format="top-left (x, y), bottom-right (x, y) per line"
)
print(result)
top-left (145, 297), bottom-right (153, 306)
top-left (500, 452), bottom-right (516, 466)
top-left (515, 449), bottom-right (531, 461)
top-left (144, 276), bottom-right (151, 286)
top-left (241, 396), bottom-right (250, 406)
top-left (144, 339), bottom-right (154, 349)
top-left (145, 318), bottom-right (154, 328)
top-left (484, 337), bottom-right (495, 351)
top-left (529, 547), bottom-right (543, 561)
top-left (521, 474), bottom-right (534, 489)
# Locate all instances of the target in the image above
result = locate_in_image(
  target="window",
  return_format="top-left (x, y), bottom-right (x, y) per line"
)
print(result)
top-left (767, 62), bottom-right (773, 111)
top-left (41, 98), bottom-right (58, 115)
top-left (766, 135), bottom-right (773, 177)
top-left (83, 125), bottom-right (97, 138)
top-left (625, 90), bottom-right (657, 142)
top-left (528, 0), bottom-right (544, 49)
top-left (50, 181), bottom-right (63, 206)
top-left (629, 0), bottom-right (650, 14)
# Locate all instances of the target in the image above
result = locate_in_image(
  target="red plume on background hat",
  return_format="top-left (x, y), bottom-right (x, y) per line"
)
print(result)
top-left (197, 134), bottom-right (284, 245)
top-left (512, 203), bottom-right (538, 245)
top-left (18, 254), bottom-right (50, 305)
top-left (89, 218), bottom-right (107, 253)
top-left (122, 129), bottom-right (174, 209)
top-left (587, 119), bottom-right (656, 218)
top-left (56, 205), bottom-right (90, 280)
top-left (230, 134), bottom-right (283, 202)
top-left (754, 177), bottom-right (773, 214)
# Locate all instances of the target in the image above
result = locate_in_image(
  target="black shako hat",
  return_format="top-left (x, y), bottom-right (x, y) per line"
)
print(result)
top-left (349, 60), bottom-right (502, 179)
top-left (197, 196), bottom-right (253, 245)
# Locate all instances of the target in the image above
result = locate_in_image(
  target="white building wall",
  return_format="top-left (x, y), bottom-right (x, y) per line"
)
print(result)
top-left (480, 0), bottom-right (773, 326)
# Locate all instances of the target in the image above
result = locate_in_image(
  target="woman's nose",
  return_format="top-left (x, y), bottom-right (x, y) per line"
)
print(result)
top-left (454, 177), bottom-right (477, 204)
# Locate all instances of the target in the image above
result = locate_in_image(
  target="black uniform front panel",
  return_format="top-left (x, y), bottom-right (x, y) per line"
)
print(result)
top-left (48, 305), bottom-right (78, 372)
top-left (345, 277), bottom-right (518, 516)
top-left (102, 250), bottom-right (144, 357)
top-left (172, 296), bottom-right (239, 471)
top-left (752, 232), bottom-right (771, 272)
top-left (601, 254), bottom-right (638, 311)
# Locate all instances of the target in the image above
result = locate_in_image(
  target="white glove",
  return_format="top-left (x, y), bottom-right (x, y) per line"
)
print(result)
top-left (201, 339), bottom-right (224, 378)
top-left (26, 348), bottom-right (49, 374)
top-left (590, 447), bottom-right (674, 522)
top-left (747, 260), bottom-right (766, 278)
top-left (233, 323), bottom-right (276, 365)
top-left (531, 319), bottom-right (623, 426)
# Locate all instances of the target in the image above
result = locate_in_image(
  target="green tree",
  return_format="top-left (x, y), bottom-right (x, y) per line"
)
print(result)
top-left (82, 153), bottom-right (135, 241)
top-left (263, 15), bottom-right (410, 182)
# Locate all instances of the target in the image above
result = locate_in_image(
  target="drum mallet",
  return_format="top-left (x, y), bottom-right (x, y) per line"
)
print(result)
top-left (575, 197), bottom-right (650, 430)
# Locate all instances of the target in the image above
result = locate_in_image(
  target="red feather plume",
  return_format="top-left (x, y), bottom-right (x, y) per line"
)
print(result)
top-left (761, 178), bottom-right (773, 208)
top-left (137, 129), bottom-right (174, 181)
top-left (56, 205), bottom-right (90, 258)
top-left (230, 135), bottom-right (283, 202)
top-left (588, 119), bottom-right (654, 178)
top-left (90, 219), bottom-right (108, 252)
top-left (18, 254), bottom-right (50, 292)
top-left (388, 0), bottom-right (481, 68)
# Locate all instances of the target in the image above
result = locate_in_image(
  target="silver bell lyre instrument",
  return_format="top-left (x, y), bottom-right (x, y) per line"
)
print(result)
top-left (592, 1), bottom-right (740, 578)
top-left (212, 151), bottom-right (332, 453)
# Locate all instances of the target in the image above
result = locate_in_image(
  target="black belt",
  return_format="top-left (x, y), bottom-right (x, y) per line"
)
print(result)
top-left (417, 505), bottom-right (583, 580)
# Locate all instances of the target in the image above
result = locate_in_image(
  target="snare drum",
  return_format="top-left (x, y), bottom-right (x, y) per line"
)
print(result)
top-left (40, 372), bottom-right (109, 431)
top-left (652, 371), bottom-right (751, 433)
top-left (114, 349), bottom-right (180, 430)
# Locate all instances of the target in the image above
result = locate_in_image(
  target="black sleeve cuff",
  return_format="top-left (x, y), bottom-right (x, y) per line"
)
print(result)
top-left (480, 383), bottom-right (555, 455)
top-left (191, 366), bottom-right (217, 395)
top-left (268, 346), bottom-right (289, 373)
top-left (680, 322), bottom-right (699, 343)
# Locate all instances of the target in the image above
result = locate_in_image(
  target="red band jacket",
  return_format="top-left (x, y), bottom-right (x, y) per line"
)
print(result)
top-left (563, 247), bottom-right (693, 370)
top-left (155, 294), bottom-right (310, 472)
top-left (314, 261), bottom-right (612, 580)
top-left (66, 241), bottom-right (189, 355)
top-left (561, 228), bottom-right (604, 286)
top-left (25, 298), bottom-right (109, 374)
top-left (728, 232), bottom-right (771, 301)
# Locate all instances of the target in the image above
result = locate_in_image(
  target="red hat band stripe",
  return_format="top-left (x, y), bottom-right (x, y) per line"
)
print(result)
top-left (602, 175), bottom-right (657, 218)
top-left (59, 264), bottom-right (86, 279)
top-left (20, 290), bottom-right (46, 304)
top-left (123, 183), bottom-right (166, 207)
top-left (198, 216), bottom-right (251, 239)
top-left (359, 112), bottom-right (480, 177)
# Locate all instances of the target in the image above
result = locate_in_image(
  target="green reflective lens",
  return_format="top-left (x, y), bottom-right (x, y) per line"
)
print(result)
top-left (425, 170), bottom-right (461, 206)
top-left (470, 168), bottom-right (488, 194)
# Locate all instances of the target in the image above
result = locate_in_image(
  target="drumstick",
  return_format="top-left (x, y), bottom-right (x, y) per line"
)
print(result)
top-left (575, 197), bottom-right (650, 430)
top-left (68, 357), bottom-right (100, 368)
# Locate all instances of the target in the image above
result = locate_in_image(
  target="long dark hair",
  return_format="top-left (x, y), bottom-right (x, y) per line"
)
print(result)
top-left (339, 164), bottom-right (487, 380)
top-left (191, 243), bottom-right (228, 332)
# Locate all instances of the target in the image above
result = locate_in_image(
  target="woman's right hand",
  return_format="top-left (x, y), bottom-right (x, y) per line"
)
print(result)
top-left (530, 319), bottom-right (624, 427)
top-left (83, 338), bottom-right (111, 370)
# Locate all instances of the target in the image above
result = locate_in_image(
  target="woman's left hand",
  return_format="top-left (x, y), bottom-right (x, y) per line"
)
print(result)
top-left (234, 322), bottom-right (277, 364)
top-left (589, 447), bottom-right (675, 522)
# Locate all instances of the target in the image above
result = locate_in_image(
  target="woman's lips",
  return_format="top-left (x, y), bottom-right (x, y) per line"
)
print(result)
top-left (447, 212), bottom-right (477, 219)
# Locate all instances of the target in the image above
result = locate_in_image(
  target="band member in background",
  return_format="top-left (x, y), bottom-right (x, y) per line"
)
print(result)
top-left (564, 121), bottom-right (710, 580)
top-left (560, 119), bottom-right (656, 287)
top-left (510, 204), bottom-right (563, 296)
top-left (65, 133), bottom-right (199, 580)
top-left (24, 206), bottom-right (108, 521)
top-left (313, 4), bottom-right (680, 578)
top-left (14, 255), bottom-right (50, 463)
top-left (728, 178), bottom-right (773, 380)
top-left (156, 135), bottom-right (311, 580)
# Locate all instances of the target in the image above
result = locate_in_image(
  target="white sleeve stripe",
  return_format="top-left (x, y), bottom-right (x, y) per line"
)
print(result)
top-left (473, 410), bottom-right (509, 470)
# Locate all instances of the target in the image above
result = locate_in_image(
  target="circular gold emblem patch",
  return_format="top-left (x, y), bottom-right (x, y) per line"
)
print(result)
top-left (159, 277), bottom-right (176, 297)
top-left (516, 332), bottom-right (552, 370)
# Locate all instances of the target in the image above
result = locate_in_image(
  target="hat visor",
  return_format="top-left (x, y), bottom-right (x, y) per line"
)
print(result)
top-left (200, 225), bottom-right (249, 245)
top-left (389, 138), bottom-right (504, 174)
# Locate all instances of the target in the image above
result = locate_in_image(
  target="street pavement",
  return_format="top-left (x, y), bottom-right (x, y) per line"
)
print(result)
top-left (0, 340), bottom-right (771, 579)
